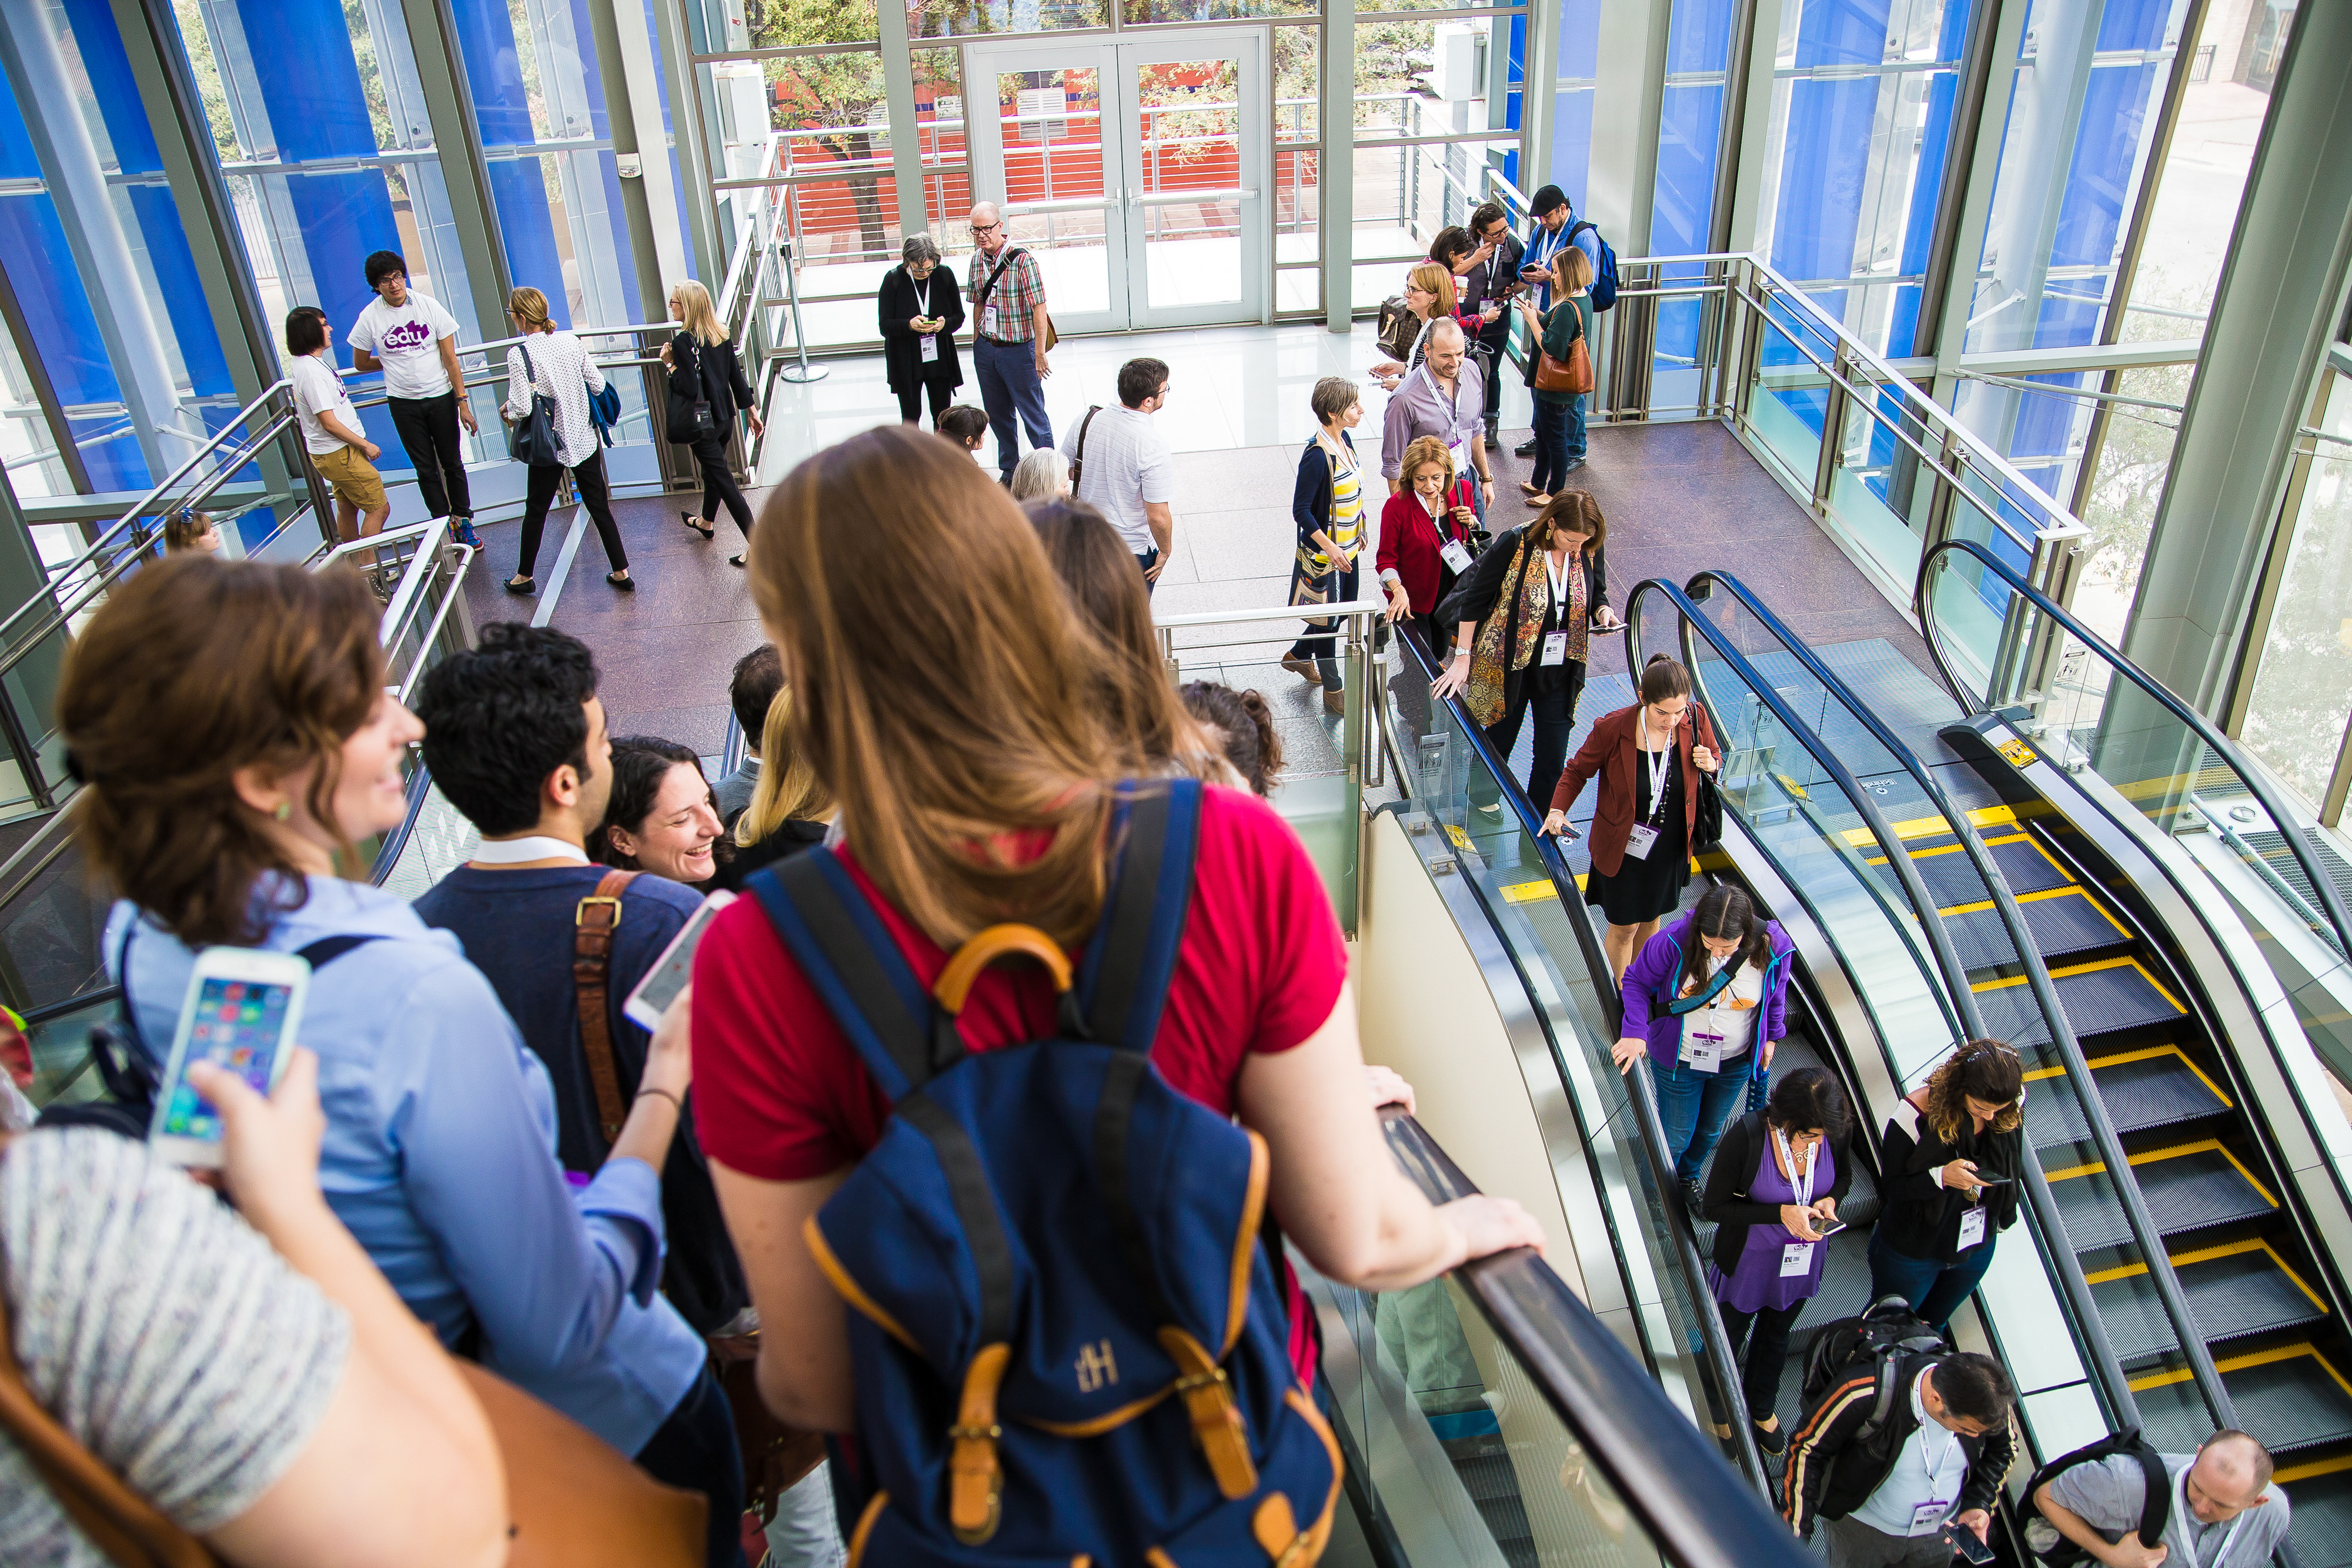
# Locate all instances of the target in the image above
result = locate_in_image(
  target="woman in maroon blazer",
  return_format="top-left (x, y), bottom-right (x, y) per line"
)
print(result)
top-left (1376, 434), bottom-right (1481, 661)
top-left (1545, 654), bottom-right (1721, 980)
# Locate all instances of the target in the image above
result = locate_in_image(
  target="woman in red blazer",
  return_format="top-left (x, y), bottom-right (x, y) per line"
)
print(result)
top-left (1545, 654), bottom-right (1720, 981)
top-left (1377, 434), bottom-right (1480, 661)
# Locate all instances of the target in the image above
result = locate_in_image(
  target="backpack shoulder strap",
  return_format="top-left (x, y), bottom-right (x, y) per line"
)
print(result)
top-left (2131, 1436), bottom-right (2170, 1547)
top-left (574, 869), bottom-right (640, 1146)
top-left (1072, 404), bottom-right (1102, 483)
top-left (1077, 780), bottom-right (1201, 1054)
top-left (0, 1282), bottom-right (219, 1568)
top-left (746, 849), bottom-right (941, 1101)
top-left (293, 934), bottom-right (384, 969)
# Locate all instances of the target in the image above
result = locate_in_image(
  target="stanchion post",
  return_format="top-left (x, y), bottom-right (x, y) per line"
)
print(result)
top-left (777, 236), bottom-right (827, 385)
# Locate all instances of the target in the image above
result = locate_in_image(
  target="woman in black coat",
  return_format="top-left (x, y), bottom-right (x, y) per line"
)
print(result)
top-left (662, 278), bottom-right (762, 567)
top-left (1431, 490), bottom-right (1618, 810)
top-left (1868, 1039), bottom-right (2026, 1333)
top-left (877, 233), bottom-right (965, 427)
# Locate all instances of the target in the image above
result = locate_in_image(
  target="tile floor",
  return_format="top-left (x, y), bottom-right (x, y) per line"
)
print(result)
top-left (457, 318), bottom-right (1921, 763)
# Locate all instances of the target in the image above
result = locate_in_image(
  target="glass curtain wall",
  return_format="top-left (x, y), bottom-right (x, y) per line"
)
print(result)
top-left (1647, 0), bottom-right (1738, 391)
top-left (1548, 0), bottom-right (1598, 216)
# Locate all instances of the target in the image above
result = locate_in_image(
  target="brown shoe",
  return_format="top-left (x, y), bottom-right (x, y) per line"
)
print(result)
top-left (1519, 480), bottom-right (1544, 497)
top-left (1280, 656), bottom-right (1322, 685)
top-left (1525, 490), bottom-right (1553, 508)
top-left (1323, 688), bottom-right (1345, 715)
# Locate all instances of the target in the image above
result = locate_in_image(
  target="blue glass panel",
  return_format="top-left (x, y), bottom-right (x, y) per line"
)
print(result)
top-left (1550, 92), bottom-right (1593, 216)
top-left (2047, 61), bottom-right (2159, 274)
top-left (1794, 0), bottom-right (1889, 68)
top-left (450, 0), bottom-right (569, 326)
top-left (1559, 0), bottom-right (1599, 76)
top-left (1651, 82), bottom-right (1722, 256)
top-left (1770, 76), bottom-right (1880, 294)
top-left (1665, 0), bottom-right (1738, 75)
top-left (2097, 0), bottom-right (2170, 54)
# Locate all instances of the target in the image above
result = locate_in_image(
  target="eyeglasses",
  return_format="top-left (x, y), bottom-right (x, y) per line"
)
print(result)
top-left (971, 222), bottom-right (1003, 235)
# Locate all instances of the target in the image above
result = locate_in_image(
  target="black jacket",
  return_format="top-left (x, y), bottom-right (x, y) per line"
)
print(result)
top-left (1457, 232), bottom-right (1525, 330)
top-left (667, 332), bottom-right (756, 427)
top-left (877, 262), bottom-right (966, 393)
top-left (1700, 1112), bottom-right (1854, 1275)
top-left (716, 819), bottom-right (827, 888)
top-left (1784, 1350), bottom-right (2017, 1536)
top-left (1875, 1096), bottom-right (2022, 1265)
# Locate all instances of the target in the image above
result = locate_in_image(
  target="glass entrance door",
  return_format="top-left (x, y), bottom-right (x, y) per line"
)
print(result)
top-left (965, 30), bottom-right (1268, 333)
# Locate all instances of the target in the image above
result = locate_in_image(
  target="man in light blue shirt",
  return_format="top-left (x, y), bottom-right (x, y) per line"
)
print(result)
top-left (1514, 186), bottom-right (1606, 457)
top-left (2036, 1430), bottom-right (2289, 1568)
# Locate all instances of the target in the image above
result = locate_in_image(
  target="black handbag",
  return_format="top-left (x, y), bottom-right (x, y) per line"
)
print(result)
top-left (506, 341), bottom-right (563, 467)
top-left (1693, 766), bottom-right (1725, 853)
top-left (666, 336), bottom-right (715, 444)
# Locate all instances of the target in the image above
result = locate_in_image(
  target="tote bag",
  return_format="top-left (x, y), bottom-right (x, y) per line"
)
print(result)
top-left (506, 341), bottom-right (563, 467)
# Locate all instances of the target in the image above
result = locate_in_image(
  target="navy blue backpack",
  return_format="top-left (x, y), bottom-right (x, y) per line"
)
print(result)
top-left (744, 780), bottom-right (1341, 1565)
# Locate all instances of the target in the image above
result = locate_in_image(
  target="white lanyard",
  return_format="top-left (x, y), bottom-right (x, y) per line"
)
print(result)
top-left (1543, 551), bottom-right (1571, 627)
top-left (912, 272), bottom-right (933, 319)
top-left (2176, 1464), bottom-right (2247, 1567)
top-left (1416, 365), bottom-right (1459, 417)
top-left (1639, 711), bottom-right (1672, 818)
top-left (1773, 1124), bottom-right (1815, 1209)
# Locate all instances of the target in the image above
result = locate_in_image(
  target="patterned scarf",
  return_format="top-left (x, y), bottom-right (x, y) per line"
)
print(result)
top-left (1464, 531), bottom-right (1551, 727)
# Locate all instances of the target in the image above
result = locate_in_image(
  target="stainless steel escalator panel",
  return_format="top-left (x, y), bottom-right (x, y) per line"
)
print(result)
top-left (2047, 1145), bottom-right (2276, 1250)
top-left (1973, 960), bottom-right (2186, 1048)
top-left (2092, 1246), bottom-right (2326, 1366)
top-left (2023, 1049), bottom-right (2230, 1146)
top-left (1939, 888), bottom-right (2131, 972)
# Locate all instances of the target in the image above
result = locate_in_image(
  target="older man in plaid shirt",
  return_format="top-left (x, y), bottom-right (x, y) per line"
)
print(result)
top-left (965, 201), bottom-right (1054, 483)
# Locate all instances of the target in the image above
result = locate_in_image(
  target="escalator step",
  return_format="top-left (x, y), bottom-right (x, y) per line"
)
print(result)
top-left (2283, 1466), bottom-right (2352, 1568)
top-left (2025, 1049), bottom-right (2230, 1148)
top-left (1976, 960), bottom-right (2186, 1047)
top-left (2222, 1350), bottom-right (2352, 1453)
top-left (1939, 888), bottom-right (2131, 973)
top-left (2046, 1144), bottom-right (2274, 1251)
top-left (1438, 1433), bottom-right (1539, 1568)
top-left (2090, 1245), bottom-right (2326, 1366)
top-left (1869, 834), bottom-right (2073, 908)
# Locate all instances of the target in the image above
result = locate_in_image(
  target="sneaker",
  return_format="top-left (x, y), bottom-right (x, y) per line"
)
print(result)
top-left (1563, 456), bottom-right (1588, 474)
top-left (1753, 1419), bottom-right (1786, 1457)
top-left (1514, 438), bottom-right (1537, 458)
top-left (452, 519), bottom-right (483, 549)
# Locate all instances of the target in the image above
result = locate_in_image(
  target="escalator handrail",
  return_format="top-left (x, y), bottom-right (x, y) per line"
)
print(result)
top-left (1690, 569), bottom-right (2237, 1433)
top-left (1379, 1110), bottom-right (1814, 1568)
top-left (1392, 625), bottom-right (1775, 1493)
top-left (1916, 536), bottom-right (2352, 965)
top-left (1624, 574), bottom-right (2148, 1434)
top-left (369, 760), bottom-right (436, 886)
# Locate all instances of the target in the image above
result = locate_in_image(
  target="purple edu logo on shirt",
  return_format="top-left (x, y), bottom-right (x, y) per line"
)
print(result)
top-left (379, 319), bottom-right (434, 354)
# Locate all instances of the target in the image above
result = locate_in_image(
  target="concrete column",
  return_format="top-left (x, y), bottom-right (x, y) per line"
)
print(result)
top-left (1586, 0), bottom-right (1669, 252)
top-left (2124, 0), bottom-right (2352, 716)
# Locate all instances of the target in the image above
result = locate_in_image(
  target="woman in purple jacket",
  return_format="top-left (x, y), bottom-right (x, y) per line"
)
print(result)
top-left (1609, 884), bottom-right (1795, 1212)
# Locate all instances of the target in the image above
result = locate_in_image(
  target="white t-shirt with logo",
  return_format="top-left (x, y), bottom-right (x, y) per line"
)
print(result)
top-left (288, 353), bottom-right (359, 456)
top-left (349, 291), bottom-right (459, 400)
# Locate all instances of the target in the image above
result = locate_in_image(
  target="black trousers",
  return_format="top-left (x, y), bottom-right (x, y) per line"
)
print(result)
top-left (387, 392), bottom-right (473, 519)
top-left (633, 1364), bottom-right (750, 1568)
top-left (686, 432), bottom-right (755, 540)
top-left (1474, 326), bottom-right (1511, 425)
top-left (1717, 1296), bottom-right (1806, 1427)
top-left (517, 449), bottom-right (627, 578)
top-left (1471, 673), bottom-right (1582, 811)
top-left (895, 377), bottom-right (956, 426)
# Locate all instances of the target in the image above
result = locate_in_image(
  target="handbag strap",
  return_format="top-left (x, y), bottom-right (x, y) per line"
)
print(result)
top-left (574, 868), bottom-right (640, 1149)
top-left (1071, 404), bottom-right (1101, 483)
top-left (974, 247), bottom-right (1021, 315)
top-left (517, 339), bottom-right (540, 396)
top-left (0, 1266), bottom-right (218, 1568)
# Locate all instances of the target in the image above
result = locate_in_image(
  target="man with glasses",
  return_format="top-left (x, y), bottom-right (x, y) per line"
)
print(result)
top-left (1458, 202), bottom-right (1524, 452)
top-left (965, 202), bottom-right (1054, 484)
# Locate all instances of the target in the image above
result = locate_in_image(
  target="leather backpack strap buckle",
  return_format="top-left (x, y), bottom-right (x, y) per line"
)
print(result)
top-left (574, 869), bottom-right (640, 1148)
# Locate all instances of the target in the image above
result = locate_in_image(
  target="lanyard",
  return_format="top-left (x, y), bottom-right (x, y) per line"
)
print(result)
top-left (2176, 1464), bottom-right (2247, 1567)
top-left (1773, 1124), bottom-right (1815, 1209)
top-left (1639, 710), bottom-right (1672, 821)
top-left (1416, 364), bottom-right (1459, 417)
top-left (1543, 550), bottom-right (1572, 628)
top-left (911, 272), bottom-right (933, 320)
top-left (1919, 1407), bottom-right (1963, 1504)
top-left (1419, 489), bottom-right (1458, 539)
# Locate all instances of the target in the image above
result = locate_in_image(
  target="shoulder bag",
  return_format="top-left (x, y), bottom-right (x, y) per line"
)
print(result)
top-left (0, 1161), bottom-right (706, 1568)
top-left (1068, 404), bottom-right (1102, 486)
top-left (506, 341), bottom-right (564, 467)
top-left (1532, 303), bottom-right (1595, 395)
top-left (664, 336), bottom-right (715, 444)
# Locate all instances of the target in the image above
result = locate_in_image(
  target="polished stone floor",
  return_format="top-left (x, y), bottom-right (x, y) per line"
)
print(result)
top-left (455, 318), bottom-right (1920, 765)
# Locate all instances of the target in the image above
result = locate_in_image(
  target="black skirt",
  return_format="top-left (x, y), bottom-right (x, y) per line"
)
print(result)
top-left (1587, 749), bottom-right (1689, 925)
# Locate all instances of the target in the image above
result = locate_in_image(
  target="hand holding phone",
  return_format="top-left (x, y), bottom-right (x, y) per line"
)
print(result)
top-left (1949, 1522), bottom-right (1995, 1565)
top-left (152, 947), bottom-right (312, 1167)
top-left (623, 890), bottom-right (737, 1031)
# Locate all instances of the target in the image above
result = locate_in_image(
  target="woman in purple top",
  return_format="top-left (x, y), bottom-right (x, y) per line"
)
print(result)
top-left (1700, 1068), bottom-right (1852, 1455)
top-left (1609, 884), bottom-right (1796, 1209)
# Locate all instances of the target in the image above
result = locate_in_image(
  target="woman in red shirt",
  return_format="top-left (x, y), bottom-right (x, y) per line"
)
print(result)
top-left (690, 426), bottom-right (1541, 1438)
top-left (1377, 433), bottom-right (1482, 663)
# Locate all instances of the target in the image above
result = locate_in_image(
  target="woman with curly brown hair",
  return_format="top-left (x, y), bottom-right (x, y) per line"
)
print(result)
top-left (1868, 1039), bottom-right (2027, 1332)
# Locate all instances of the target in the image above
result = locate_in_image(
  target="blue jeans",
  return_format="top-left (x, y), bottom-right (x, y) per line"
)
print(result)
top-left (1564, 390), bottom-right (1587, 461)
top-left (1651, 1057), bottom-right (1751, 1185)
top-left (973, 335), bottom-right (1051, 480)
top-left (1866, 1223), bottom-right (1997, 1333)
top-left (1530, 399), bottom-right (1572, 493)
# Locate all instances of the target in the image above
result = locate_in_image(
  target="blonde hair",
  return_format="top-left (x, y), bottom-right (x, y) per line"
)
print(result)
top-left (1407, 262), bottom-right (1457, 320)
top-left (749, 426), bottom-right (1127, 948)
top-left (1557, 246), bottom-right (1596, 295)
top-left (1399, 434), bottom-right (1454, 489)
top-left (670, 279), bottom-right (728, 346)
top-left (507, 286), bottom-right (553, 333)
top-left (734, 685), bottom-right (833, 847)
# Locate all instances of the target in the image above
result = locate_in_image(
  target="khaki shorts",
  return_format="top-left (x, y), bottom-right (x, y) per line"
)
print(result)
top-left (312, 445), bottom-right (387, 512)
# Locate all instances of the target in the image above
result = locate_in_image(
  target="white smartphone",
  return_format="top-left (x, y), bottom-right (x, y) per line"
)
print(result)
top-left (623, 890), bottom-right (736, 1032)
top-left (149, 947), bottom-right (312, 1166)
